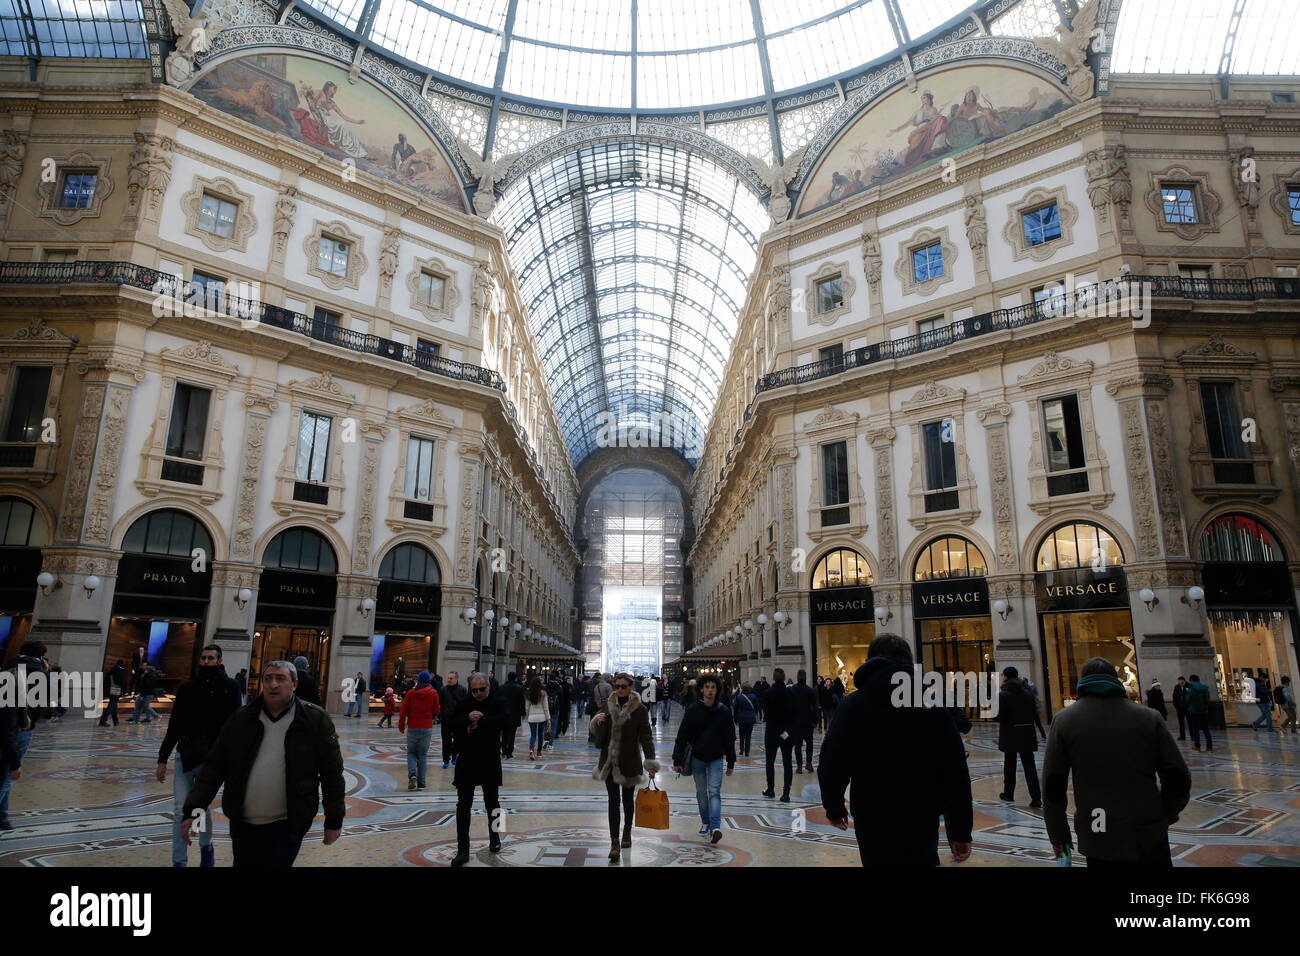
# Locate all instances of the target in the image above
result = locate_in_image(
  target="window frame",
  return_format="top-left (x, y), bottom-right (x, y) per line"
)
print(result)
top-left (296, 410), bottom-right (333, 483)
top-left (164, 381), bottom-right (212, 463)
top-left (57, 169), bottom-right (98, 210)
top-left (1022, 200), bottom-right (1063, 247)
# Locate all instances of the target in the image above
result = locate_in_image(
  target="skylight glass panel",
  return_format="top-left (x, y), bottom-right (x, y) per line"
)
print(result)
top-left (513, 0), bottom-right (631, 50)
top-left (1223, 0), bottom-right (1300, 74)
top-left (504, 41), bottom-right (631, 107)
top-left (766, 1), bottom-right (895, 91)
top-left (310, 0), bottom-right (365, 30)
top-left (902, 0), bottom-right (974, 40)
top-left (637, 0), bottom-right (755, 50)
top-left (370, 0), bottom-right (501, 88)
top-left (3, 0), bottom-right (147, 58)
top-left (758, 0), bottom-right (857, 35)
top-left (1111, 0), bottom-right (1229, 73)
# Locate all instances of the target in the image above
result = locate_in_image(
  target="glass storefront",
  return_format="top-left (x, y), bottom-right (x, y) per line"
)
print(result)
top-left (252, 527), bottom-right (338, 698)
top-left (372, 543), bottom-right (441, 692)
top-left (0, 498), bottom-right (44, 665)
top-left (913, 537), bottom-right (993, 719)
top-left (810, 548), bottom-right (876, 686)
top-left (1034, 522), bottom-right (1136, 715)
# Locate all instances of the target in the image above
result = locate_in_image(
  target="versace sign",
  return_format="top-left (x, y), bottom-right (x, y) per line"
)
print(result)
top-left (810, 585), bottom-right (875, 624)
top-left (1035, 567), bottom-right (1129, 612)
top-left (912, 577), bottom-right (990, 620)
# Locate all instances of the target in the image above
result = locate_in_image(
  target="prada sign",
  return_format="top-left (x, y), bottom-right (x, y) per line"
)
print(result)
top-left (912, 577), bottom-right (990, 619)
top-left (810, 585), bottom-right (875, 624)
top-left (116, 554), bottom-right (211, 599)
top-left (257, 569), bottom-right (337, 609)
top-left (1035, 566), bottom-right (1129, 612)
top-left (376, 580), bottom-right (442, 621)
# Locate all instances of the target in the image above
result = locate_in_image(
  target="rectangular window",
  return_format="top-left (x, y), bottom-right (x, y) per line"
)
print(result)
top-left (912, 242), bottom-right (944, 283)
top-left (191, 270), bottom-right (225, 310)
top-left (1273, 92), bottom-right (1295, 103)
top-left (1041, 394), bottom-right (1087, 474)
top-left (1200, 382), bottom-right (1254, 484)
top-left (1178, 264), bottom-right (1212, 280)
top-left (418, 271), bottom-right (446, 308)
top-left (3, 366), bottom-right (53, 443)
top-left (1161, 184), bottom-right (1199, 224)
top-left (1287, 187), bottom-right (1300, 226)
top-left (296, 412), bottom-right (331, 482)
top-left (164, 383), bottom-right (211, 461)
top-left (416, 338), bottom-right (441, 358)
top-left (821, 440), bottom-right (849, 526)
top-left (313, 307), bottom-right (342, 325)
top-left (816, 274), bottom-right (843, 313)
top-left (404, 436), bottom-right (435, 501)
top-left (58, 170), bottom-right (97, 209)
top-left (922, 420), bottom-right (958, 491)
top-left (819, 343), bottom-right (844, 365)
top-left (1022, 202), bottom-right (1062, 246)
top-left (317, 236), bottom-right (350, 276)
top-left (197, 192), bottom-right (238, 238)
top-left (917, 315), bottom-right (947, 345)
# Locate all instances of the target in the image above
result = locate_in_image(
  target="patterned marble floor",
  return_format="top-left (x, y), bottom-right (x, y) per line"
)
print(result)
top-left (3, 704), bottom-right (1298, 866)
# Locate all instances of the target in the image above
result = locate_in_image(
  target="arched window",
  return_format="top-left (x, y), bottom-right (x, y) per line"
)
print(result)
top-left (1035, 522), bottom-right (1124, 571)
top-left (0, 497), bottom-right (48, 547)
top-left (122, 509), bottom-right (213, 558)
top-left (811, 548), bottom-right (873, 589)
top-left (262, 527), bottom-right (337, 574)
top-left (378, 543), bottom-right (440, 583)
top-left (1200, 514), bottom-right (1285, 563)
top-left (914, 536), bottom-right (987, 581)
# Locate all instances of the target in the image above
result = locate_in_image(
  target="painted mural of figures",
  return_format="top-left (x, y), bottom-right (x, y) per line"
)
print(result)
top-left (952, 86), bottom-right (1008, 138)
top-left (292, 80), bottom-right (367, 158)
top-left (889, 90), bottom-right (951, 166)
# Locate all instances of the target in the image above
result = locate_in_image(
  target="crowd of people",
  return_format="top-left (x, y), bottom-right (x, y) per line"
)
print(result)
top-left (3, 639), bottom-right (1296, 869)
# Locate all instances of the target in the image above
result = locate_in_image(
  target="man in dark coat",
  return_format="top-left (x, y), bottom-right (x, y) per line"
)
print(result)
top-left (450, 672), bottom-right (507, 866)
top-left (293, 655), bottom-right (321, 707)
top-left (818, 634), bottom-right (973, 867)
top-left (499, 672), bottom-right (525, 758)
top-left (791, 669), bottom-right (819, 773)
top-left (438, 671), bottom-right (469, 768)
top-left (997, 666), bottom-right (1042, 807)
top-left (157, 644), bottom-right (242, 866)
top-left (1044, 657), bottom-right (1190, 867)
top-left (1171, 676), bottom-right (1189, 740)
top-left (762, 668), bottom-right (797, 801)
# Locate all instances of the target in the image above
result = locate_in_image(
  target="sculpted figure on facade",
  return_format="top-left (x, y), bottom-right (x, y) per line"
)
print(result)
top-left (272, 186), bottom-right (297, 255)
top-left (127, 132), bottom-right (173, 214)
top-left (379, 226), bottom-right (400, 292)
top-left (861, 232), bottom-right (882, 292)
top-left (1085, 148), bottom-right (1110, 212)
top-left (0, 129), bottom-right (26, 207)
top-left (963, 194), bottom-right (987, 262)
top-left (1106, 145), bottom-right (1132, 209)
top-left (1233, 146), bottom-right (1260, 225)
top-left (1031, 0), bottom-right (1100, 101)
top-left (766, 265), bottom-right (791, 330)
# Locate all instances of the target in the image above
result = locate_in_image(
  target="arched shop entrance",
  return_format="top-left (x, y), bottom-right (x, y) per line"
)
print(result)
top-left (0, 497), bottom-right (48, 665)
top-left (106, 509), bottom-right (215, 697)
top-left (1034, 521), bottom-right (1136, 715)
top-left (373, 543), bottom-right (441, 691)
top-left (911, 536), bottom-right (994, 721)
top-left (1199, 514), bottom-right (1299, 725)
top-left (809, 547), bottom-right (875, 686)
top-left (252, 527), bottom-right (338, 698)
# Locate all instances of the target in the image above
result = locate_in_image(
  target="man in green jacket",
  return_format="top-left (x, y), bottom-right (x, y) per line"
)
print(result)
top-left (1043, 658), bottom-right (1191, 867)
top-left (182, 659), bottom-right (345, 867)
top-left (1184, 673), bottom-right (1213, 752)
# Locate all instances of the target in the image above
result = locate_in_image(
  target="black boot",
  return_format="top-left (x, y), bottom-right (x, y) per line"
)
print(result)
top-left (451, 848), bottom-right (469, 867)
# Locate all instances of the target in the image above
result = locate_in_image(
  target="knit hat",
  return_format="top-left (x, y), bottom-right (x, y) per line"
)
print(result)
top-left (1150, 678), bottom-right (1161, 686)
top-left (416, 670), bottom-right (431, 686)
top-left (1002, 666), bottom-right (1019, 679)
top-left (386, 686), bottom-right (394, 694)
top-left (293, 655), bottom-right (309, 672)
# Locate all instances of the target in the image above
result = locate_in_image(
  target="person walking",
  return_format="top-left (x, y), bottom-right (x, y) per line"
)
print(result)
top-left (378, 686), bottom-right (396, 728)
top-left (791, 669), bottom-right (818, 774)
top-left (659, 676), bottom-right (671, 724)
top-left (591, 672), bottom-right (659, 860)
top-left (292, 656), bottom-right (321, 707)
top-left (449, 673), bottom-right (506, 865)
top-left (733, 682), bottom-right (757, 757)
top-left (1171, 676), bottom-right (1189, 740)
top-left (545, 672), bottom-right (563, 748)
top-left (641, 673), bottom-right (660, 727)
top-left (157, 644), bottom-right (242, 866)
top-left (1022, 673), bottom-right (1048, 741)
top-left (753, 676), bottom-right (769, 723)
top-left (0, 646), bottom-right (46, 832)
top-left (1277, 676), bottom-right (1297, 733)
top-left (344, 672), bottom-right (367, 718)
top-left (1251, 674), bottom-right (1275, 731)
top-left (817, 634), bottom-right (972, 867)
top-left (99, 660), bottom-right (127, 727)
top-left (129, 663), bottom-right (158, 723)
top-left (500, 672), bottom-right (525, 759)
top-left (557, 677), bottom-right (571, 737)
top-left (523, 676), bottom-right (551, 760)
top-left (181, 660), bottom-right (345, 867)
top-left (1185, 674), bottom-right (1213, 752)
top-left (1147, 679), bottom-right (1168, 722)
top-left (671, 674), bottom-right (734, 845)
top-left (996, 667), bottom-right (1042, 808)
top-left (398, 671), bottom-right (441, 791)
top-left (1043, 657), bottom-right (1191, 867)
top-left (587, 673), bottom-right (613, 719)
top-left (439, 672), bottom-right (469, 767)
top-left (817, 678), bottom-right (835, 732)
top-left (761, 668), bottom-right (796, 801)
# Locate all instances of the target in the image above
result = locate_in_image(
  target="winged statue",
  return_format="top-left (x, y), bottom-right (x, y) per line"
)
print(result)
top-left (1032, 0), bottom-right (1101, 100)
top-left (459, 141), bottom-right (521, 216)
top-left (161, 0), bottom-right (229, 86)
top-left (747, 145), bottom-right (808, 222)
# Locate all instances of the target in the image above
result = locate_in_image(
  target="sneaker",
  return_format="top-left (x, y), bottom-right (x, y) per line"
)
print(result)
top-left (711, 829), bottom-right (722, 844)
top-left (442, 761), bottom-right (450, 769)
top-left (0, 822), bottom-right (14, 832)
top-left (451, 756), bottom-right (457, 767)
top-left (417, 784), bottom-right (426, 790)
top-left (698, 824), bottom-right (710, 836)
top-left (408, 775), bottom-right (418, 791)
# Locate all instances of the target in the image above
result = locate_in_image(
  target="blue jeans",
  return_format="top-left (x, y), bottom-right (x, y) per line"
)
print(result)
top-left (345, 696), bottom-right (362, 717)
top-left (406, 727), bottom-right (433, 785)
top-left (133, 694), bottom-right (156, 721)
top-left (173, 756), bottom-right (212, 865)
top-left (691, 756), bottom-right (725, 831)
top-left (1253, 701), bottom-right (1274, 730)
top-left (0, 727), bottom-right (34, 826)
top-left (528, 721), bottom-right (547, 750)
top-left (229, 818), bottom-right (302, 868)
top-left (661, 698), bottom-right (670, 722)
top-left (550, 710), bottom-right (561, 741)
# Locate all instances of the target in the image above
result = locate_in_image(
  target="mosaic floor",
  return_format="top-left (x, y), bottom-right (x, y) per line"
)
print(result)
top-left (3, 704), bottom-right (1299, 866)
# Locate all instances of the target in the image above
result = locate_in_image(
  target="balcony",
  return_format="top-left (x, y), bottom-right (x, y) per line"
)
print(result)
top-left (0, 443), bottom-right (36, 467)
top-left (292, 481), bottom-right (330, 505)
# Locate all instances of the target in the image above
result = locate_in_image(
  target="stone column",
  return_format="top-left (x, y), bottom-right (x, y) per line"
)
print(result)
top-left (439, 585), bottom-right (480, 681)
top-left (29, 547), bottom-right (120, 679)
top-left (331, 574), bottom-right (379, 714)
top-left (208, 561), bottom-right (259, 679)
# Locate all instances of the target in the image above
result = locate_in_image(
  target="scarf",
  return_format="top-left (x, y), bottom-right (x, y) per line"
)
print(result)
top-left (1077, 674), bottom-right (1127, 697)
top-left (592, 693), bottom-right (644, 787)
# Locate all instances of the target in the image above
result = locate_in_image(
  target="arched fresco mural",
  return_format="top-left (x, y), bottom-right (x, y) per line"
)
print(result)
top-left (190, 53), bottom-right (464, 210)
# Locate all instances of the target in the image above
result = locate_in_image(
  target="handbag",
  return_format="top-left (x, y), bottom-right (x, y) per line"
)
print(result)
top-left (635, 778), bottom-right (670, 830)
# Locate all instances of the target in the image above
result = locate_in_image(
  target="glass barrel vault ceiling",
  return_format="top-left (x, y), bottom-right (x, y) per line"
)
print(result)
top-left (493, 140), bottom-right (768, 467)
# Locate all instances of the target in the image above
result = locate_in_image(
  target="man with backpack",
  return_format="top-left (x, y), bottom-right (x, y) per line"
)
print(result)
top-left (1184, 674), bottom-right (1212, 752)
top-left (1251, 674), bottom-right (1274, 732)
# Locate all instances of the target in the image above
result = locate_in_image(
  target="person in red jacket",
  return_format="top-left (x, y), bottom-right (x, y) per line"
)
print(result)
top-left (379, 687), bottom-right (397, 728)
top-left (399, 671), bottom-right (441, 791)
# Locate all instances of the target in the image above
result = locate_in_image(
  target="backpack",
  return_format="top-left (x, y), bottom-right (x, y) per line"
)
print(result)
top-left (1189, 684), bottom-right (1210, 711)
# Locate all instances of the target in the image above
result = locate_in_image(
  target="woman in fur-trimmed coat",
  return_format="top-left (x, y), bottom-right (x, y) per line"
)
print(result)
top-left (591, 672), bottom-right (660, 860)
